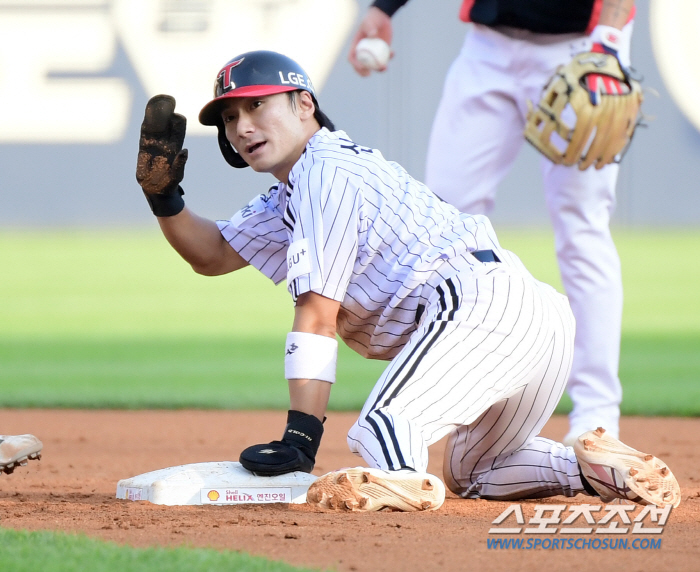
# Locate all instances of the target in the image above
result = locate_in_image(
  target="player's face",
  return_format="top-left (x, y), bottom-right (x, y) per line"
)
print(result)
top-left (221, 92), bottom-right (314, 182)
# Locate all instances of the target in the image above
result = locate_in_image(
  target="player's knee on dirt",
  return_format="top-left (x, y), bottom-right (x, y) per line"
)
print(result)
top-left (239, 410), bottom-right (324, 476)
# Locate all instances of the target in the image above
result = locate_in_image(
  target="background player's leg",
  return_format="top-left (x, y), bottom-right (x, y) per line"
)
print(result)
top-left (347, 266), bottom-right (573, 475)
top-left (543, 160), bottom-right (623, 443)
top-left (424, 26), bottom-right (524, 213)
top-left (529, 20), bottom-right (633, 444)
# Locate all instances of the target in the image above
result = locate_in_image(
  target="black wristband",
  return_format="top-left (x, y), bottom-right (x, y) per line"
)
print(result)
top-left (143, 186), bottom-right (185, 217)
top-left (372, 0), bottom-right (408, 17)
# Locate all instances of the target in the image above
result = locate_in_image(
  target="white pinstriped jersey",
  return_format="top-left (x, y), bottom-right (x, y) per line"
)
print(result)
top-left (217, 128), bottom-right (510, 360)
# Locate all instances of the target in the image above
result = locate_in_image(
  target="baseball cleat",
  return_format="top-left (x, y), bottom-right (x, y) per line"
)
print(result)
top-left (306, 467), bottom-right (445, 512)
top-left (563, 422), bottom-right (619, 448)
top-left (574, 427), bottom-right (680, 507)
top-left (0, 434), bottom-right (43, 475)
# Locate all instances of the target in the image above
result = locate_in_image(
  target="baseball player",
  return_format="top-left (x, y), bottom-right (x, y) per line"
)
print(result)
top-left (134, 50), bottom-right (680, 511)
top-left (349, 0), bottom-right (638, 446)
top-left (0, 434), bottom-right (42, 474)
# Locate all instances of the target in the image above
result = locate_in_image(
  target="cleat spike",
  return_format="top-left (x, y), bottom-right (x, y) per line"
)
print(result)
top-left (594, 427), bottom-right (606, 436)
top-left (629, 467), bottom-right (638, 476)
top-left (422, 479), bottom-right (434, 491)
top-left (660, 467), bottom-right (669, 476)
top-left (643, 454), bottom-right (653, 461)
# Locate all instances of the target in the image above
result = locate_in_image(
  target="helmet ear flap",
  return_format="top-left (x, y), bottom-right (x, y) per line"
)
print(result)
top-left (217, 125), bottom-right (249, 168)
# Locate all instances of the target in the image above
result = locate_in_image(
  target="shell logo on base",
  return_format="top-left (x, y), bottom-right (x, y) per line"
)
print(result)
top-left (201, 487), bottom-right (293, 504)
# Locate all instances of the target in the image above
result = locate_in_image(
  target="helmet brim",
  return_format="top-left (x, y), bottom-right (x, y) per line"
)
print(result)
top-left (199, 85), bottom-right (299, 126)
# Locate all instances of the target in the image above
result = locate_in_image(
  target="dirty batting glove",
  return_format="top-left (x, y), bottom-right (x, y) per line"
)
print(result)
top-left (239, 410), bottom-right (324, 476)
top-left (135, 94), bottom-right (188, 217)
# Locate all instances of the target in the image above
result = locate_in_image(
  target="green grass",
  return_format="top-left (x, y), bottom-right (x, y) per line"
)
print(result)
top-left (0, 229), bottom-right (698, 414)
top-left (0, 528), bottom-right (317, 572)
top-left (0, 336), bottom-right (382, 410)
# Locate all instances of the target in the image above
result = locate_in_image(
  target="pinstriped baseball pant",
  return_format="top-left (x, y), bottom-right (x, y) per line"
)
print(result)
top-left (347, 262), bottom-right (587, 500)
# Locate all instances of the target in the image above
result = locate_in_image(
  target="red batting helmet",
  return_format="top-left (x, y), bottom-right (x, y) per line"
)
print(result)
top-left (199, 50), bottom-right (335, 168)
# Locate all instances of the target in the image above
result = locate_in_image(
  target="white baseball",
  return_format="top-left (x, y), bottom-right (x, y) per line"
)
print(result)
top-left (356, 38), bottom-right (391, 71)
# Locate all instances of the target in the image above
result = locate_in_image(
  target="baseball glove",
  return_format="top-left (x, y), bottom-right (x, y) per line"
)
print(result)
top-left (524, 51), bottom-right (643, 170)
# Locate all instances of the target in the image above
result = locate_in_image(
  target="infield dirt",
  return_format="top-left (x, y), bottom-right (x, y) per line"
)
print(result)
top-left (2, 410), bottom-right (699, 571)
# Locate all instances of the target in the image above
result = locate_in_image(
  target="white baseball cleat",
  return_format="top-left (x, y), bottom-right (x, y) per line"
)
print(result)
top-left (0, 434), bottom-right (43, 475)
top-left (306, 467), bottom-right (445, 512)
top-left (564, 423), bottom-right (619, 448)
top-left (574, 427), bottom-right (680, 508)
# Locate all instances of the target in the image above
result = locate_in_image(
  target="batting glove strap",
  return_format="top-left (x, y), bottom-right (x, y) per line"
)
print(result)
top-left (284, 331), bottom-right (338, 383)
top-left (143, 185), bottom-right (185, 217)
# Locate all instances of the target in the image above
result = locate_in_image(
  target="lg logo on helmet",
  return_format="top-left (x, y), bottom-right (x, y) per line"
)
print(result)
top-left (279, 71), bottom-right (314, 91)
